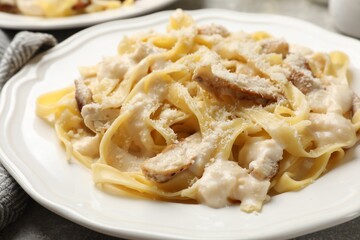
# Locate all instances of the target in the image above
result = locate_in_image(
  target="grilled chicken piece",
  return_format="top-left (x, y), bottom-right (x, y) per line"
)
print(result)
top-left (81, 103), bottom-right (120, 133)
top-left (75, 79), bottom-right (93, 111)
top-left (260, 39), bottom-right (289, 58)
top-left (0, 0), bottom-right (17, 13)
top-left (72, 0), bottom-right (91, 11)
top-left (250, 152), bottom-right (282, 181)
top-left (284, 53), bottom-right (321, 94)
top-left (141, 133), bottom-right (204, 183)
top-left (193, 64), bottom-right (282, 104)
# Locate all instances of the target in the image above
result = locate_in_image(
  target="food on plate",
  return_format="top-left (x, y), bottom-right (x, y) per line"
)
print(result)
top-left (0, 0), bottom-right (134, 17)
top-left (36, 9), bottom-right (360, 212)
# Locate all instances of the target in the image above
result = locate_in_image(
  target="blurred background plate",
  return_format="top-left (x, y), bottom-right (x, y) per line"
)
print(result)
top-left (0, 0), bottom-right (177, 30)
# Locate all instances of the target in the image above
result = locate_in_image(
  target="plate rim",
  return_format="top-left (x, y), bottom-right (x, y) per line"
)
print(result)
top-left (1, 9), bottom-right (360, 240)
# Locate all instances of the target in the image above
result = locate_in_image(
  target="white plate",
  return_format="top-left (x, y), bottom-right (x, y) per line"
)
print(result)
top-left (1, 9), bottom-right (360, 240)
top-left (0, 0), bottom-right (177, 30)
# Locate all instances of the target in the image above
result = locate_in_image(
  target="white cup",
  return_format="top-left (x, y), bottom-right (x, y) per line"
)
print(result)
top-left (329, 0), bottom-right (360, 38)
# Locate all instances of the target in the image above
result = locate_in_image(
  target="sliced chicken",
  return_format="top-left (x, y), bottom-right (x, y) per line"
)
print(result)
top-left (193, 64), bottom-right (283, 104)
top-left (81, 103), bottom-right (120, 133)
top-left (284, 53), bottom-right (321, 94)
top-left (72, 0), bottom-right (91, 11)
top-left (260, 38), bottom-right (289, 58)
top-left (0, 0), bottom-right (17, 13)
top-left (75, 79), bottom-right (93, 111)
top-left (141, 133), bottom-right (208, 183)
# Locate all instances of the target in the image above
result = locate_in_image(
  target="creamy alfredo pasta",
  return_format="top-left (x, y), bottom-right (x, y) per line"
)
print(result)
top-left (36, 10), bottom-right (360, 212)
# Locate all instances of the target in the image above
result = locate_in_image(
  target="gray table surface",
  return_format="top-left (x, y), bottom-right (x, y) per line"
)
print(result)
top-left (1, 0), bottom-right (360, 239)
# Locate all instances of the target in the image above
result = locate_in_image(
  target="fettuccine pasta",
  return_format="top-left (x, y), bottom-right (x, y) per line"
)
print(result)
top-left (36, 10), bottom-right (360, 212)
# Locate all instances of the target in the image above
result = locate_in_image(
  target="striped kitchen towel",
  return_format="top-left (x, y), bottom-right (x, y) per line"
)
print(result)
top-left (0, 29), bottom-right (57, 230)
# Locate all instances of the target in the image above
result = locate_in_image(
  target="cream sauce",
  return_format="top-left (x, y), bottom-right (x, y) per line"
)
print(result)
top-left (309, 112), bottom-right (356, 147)
top-left (239, 138), bottom-right (283, 179)
top-left (195, 159), bottom-right (270, 211)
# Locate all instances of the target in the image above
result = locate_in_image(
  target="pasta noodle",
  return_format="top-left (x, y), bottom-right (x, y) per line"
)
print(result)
top-left (36, 9), bottom-right (360, 212)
